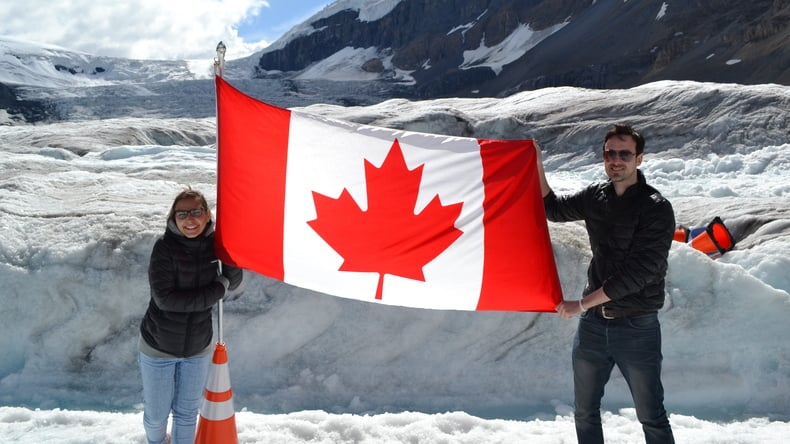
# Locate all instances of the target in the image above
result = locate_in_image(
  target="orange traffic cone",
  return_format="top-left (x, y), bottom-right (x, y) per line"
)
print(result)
top-left (673, 225), bottom-right (690, 243)
top-left (195, 343), bottom-right (238, 444)
top-left (689, 216), bottom-right (735, 258)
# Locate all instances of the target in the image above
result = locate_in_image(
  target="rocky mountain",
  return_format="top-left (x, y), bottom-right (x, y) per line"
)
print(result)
top-left (252, 0), bottom-right (789, 98)
top-left (0, 37), bottom-right (414, 123)
top-left (1, 0), bottom-right (787, 123)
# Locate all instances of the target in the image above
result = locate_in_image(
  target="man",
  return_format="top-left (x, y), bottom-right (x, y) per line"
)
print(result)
top-left (536, 124), bottom-right (676, 443)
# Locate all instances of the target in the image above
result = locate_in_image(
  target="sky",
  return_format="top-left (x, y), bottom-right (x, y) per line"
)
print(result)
top-left (0, 0), bottom-right (333, 61)
top-left (1, 40), bottom-right (789, 443)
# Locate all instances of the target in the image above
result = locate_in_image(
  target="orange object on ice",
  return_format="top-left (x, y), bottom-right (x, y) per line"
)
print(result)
top-left (194, 343), bottom-right (238, 444)
top-left (673, 226), bottom-right (690, 243)
top-left (689, 216), bottom-right (735, 258)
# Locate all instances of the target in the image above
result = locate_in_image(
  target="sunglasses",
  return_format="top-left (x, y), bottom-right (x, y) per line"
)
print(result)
top-left (604, 149), bottom-right (636, 162)
top-left (174, 208), bottom-right (205, 220)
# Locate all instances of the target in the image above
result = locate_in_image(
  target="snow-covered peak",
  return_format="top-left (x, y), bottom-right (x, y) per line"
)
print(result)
top-left (0, 36), bottom-right (202, 88)
top-left (261, 0), bottom-right (403, 54)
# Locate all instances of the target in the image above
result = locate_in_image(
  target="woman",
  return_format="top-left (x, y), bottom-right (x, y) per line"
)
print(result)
top-left (139, 188), bottom-right (243, 444)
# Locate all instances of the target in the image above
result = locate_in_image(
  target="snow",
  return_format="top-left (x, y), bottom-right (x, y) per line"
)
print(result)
top-left (256, 14), bottom-right (575, 89)
top-left (296, 47), bottom-right (386, 81)
top-left (447, 9), bottom-right (489, 41)
top-left (0, 36), bottom-right (200, 88)
top-left (656, 2), bottom-right (668, 20)
top-left (461, 22), bottom-right (569, 75)
top-left (2, 407), bottom-right (788, 443)
top-left (1, 39), bottom-right (790, 442)
top-left (249, 1), bottom-right (564, 82)
top-left (303, 0), bottom-right (403, 23)
top-left (294, 46), bottom-right (414, 84)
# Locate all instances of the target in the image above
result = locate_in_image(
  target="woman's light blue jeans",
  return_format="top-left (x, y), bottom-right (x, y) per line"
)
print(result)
top-left (139, 352), bottom-right (211, 444)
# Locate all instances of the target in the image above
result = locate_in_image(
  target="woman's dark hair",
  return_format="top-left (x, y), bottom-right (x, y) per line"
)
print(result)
top-left (167, 187), bottom-right (210, 222)
top-left (603, 124), bottom-right (645, 155)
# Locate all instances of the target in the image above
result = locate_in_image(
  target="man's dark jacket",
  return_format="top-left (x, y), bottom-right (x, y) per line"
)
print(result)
top-left (543, 170), bottom-right (675, 311)
top-left (141, 220), bottom-right (243, 357)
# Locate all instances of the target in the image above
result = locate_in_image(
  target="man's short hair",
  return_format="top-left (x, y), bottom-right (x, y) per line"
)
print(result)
top-left (603, 124), bottom-right (645, 155)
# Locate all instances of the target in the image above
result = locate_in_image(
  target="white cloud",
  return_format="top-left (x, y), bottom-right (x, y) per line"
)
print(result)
top-left (0, 0), bottom-right (271, 60)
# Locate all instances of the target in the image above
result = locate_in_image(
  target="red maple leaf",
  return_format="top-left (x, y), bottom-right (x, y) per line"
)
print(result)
top-left (307, 139), bottom-right (464, 301)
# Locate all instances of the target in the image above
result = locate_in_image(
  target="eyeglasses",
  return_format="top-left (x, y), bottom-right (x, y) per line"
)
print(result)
top-left (604, 149), bottom-right (636, 162)
top-left (174, 208), bottom-right (205, 220)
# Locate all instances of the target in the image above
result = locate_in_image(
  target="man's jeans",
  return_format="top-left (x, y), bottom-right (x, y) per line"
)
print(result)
top-left (573, 311), bottom-right (674, 444)
top-left (139, 352), bottom-right (211, 444)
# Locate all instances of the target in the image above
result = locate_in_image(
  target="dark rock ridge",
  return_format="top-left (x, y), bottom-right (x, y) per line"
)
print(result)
top-left (0, 83), bottom-right (58, 122)
top-left (254, 0), bottom-right (789, 98)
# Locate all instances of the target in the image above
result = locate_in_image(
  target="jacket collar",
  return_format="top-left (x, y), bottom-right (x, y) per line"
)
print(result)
top-left (604, 169), bottom-right (646, 198)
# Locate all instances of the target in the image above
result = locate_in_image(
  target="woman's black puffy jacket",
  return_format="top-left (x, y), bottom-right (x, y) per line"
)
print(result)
top-left (140, 220), bottom-right (242, 357)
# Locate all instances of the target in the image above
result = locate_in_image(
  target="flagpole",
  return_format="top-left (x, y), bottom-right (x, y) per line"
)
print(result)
top-left (196, 42), bottom-right (241, 444)
top-left (214, 41), bottom-right (226, 345)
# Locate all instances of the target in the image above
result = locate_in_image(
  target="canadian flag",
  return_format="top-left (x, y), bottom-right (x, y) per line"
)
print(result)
top-left (214, 77), bottom-right (562, 311)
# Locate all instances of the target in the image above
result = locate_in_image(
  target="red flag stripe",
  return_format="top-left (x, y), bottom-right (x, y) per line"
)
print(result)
top-left (477, 139), bottom-right (562, 310)
top-left (215, 76), bottom-right (289, 278)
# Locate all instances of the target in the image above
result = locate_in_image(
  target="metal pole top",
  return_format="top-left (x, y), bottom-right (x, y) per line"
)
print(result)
top-left (215, 41), bottom-right (226, 77)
